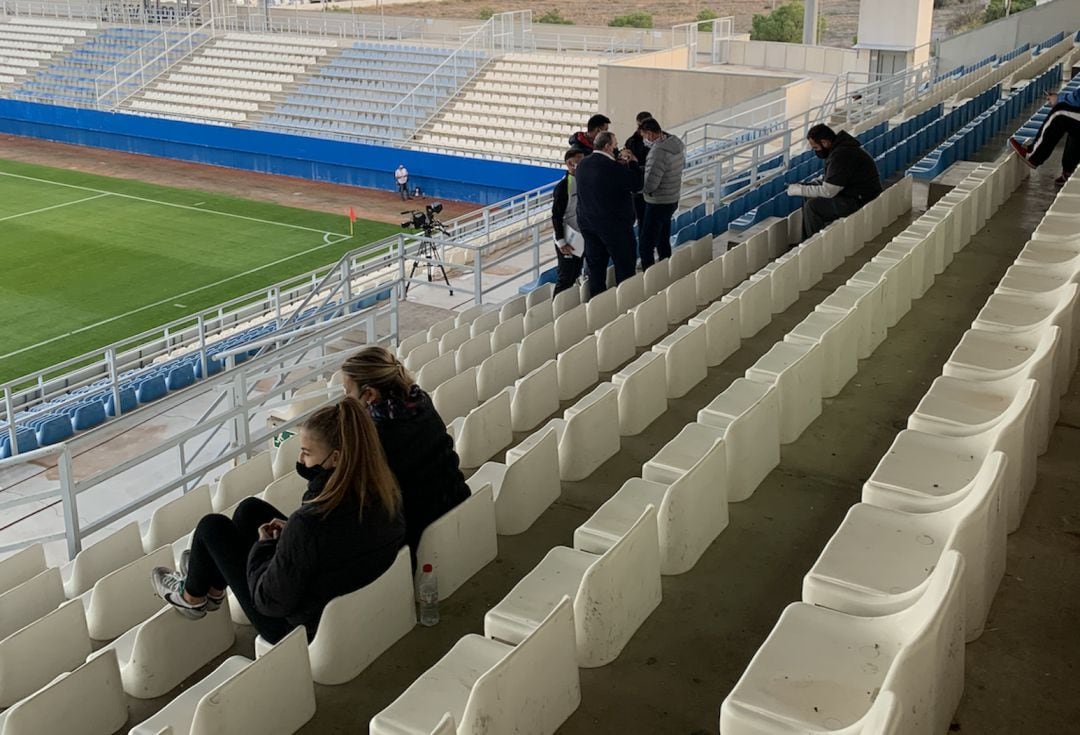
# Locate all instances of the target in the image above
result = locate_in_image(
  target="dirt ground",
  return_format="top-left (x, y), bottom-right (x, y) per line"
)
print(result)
top-left (0, 134), bottom-right (479, 225)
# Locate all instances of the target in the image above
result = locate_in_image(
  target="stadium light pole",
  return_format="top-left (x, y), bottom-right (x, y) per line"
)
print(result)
top-left (803, 0), bottom-right (819, 46)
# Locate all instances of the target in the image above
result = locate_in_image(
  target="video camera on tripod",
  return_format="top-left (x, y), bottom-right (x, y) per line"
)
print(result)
top-left (399, 202), bottom-right (452, 296)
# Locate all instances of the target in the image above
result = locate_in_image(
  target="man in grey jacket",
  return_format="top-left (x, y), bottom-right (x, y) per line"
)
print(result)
top-left (638, 118), bottom-right (686, 269)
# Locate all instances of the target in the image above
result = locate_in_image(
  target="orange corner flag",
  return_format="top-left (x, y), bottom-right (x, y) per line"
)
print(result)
top-left (347, 206), bottom-right (356, 236)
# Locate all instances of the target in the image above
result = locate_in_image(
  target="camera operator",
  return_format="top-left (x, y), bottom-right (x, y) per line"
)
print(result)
top-left (574, 131), bottom-right (643, 299)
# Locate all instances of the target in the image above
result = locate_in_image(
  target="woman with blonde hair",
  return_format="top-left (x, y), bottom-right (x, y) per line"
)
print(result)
top-left (340, 345), bottom-right (470, 564)
top-left (151, 397), bottom-right (405, 643)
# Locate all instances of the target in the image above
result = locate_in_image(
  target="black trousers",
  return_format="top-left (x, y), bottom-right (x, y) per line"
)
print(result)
top-left (582, 225), bottom-right (637, 299)
top-left (398, 182), bottom-right (409, 200)
top-left (639, 201), bottom-right (677, 269)
top-left (632, 194), bottom-right (646, 229)
top-left (802, 195), bottom-right (861, 240)
top-left (185, 496), bottom-right (291, 644)
top-left (553, 246), bottom-right (584, 296)
top-left (1028, 103), bottom-right (1080, 168)
top-left (1063, 131), bottom-right (1080, 174)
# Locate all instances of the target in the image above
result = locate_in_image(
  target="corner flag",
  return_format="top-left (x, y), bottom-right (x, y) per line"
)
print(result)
top-left (347, 206), bottom-right (356, 236)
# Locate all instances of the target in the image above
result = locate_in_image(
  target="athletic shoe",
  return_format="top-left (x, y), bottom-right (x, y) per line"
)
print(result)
top-left (151, 567), bottom-right (206, 619)
top-left (1009, 137), bottom-right (1036, 169)
top-left (1054, 171), bottom-right (1073, 186)
top-left (178, 550), bottom-right (224, 612)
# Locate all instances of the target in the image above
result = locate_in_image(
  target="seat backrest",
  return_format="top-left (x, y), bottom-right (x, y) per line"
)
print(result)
top-left (477, 345), bottom-right (520, 403)
top-left (404, 339), bottom-right (439, 372)
top-left (0, 600), bottom-right (91, 707)
top-left (432, 367), bottom-right (479, 424)
top-left (190, 626), bottom-right (315, 734)
top-left (269, 431), bottom-right (301, 480)
top-left (552, 283), bottom-right (581, 318)
top-left (0, 567), bottom-right (63, 641)
top-left (455, 333), bottom-right (493, 373)
top-left (525, 282), bottom-right (554, 307)
top-left (460, 596), bottom-right (579, 735)
top-left (940, 450), bottom-right (1008, 546)
top-left (456, 390), bottom-right (512, 469)
top-left (616, 272), bottom-right (645, 313)
top-left (396, 329), bottom-right (429, 358)
top-left (586, 288), bottom-right (618, 333)
top-left (554, 303), bottom-right (589, 353)
top-left (309, 546), bottom-right (414, 684)
top-left (456, 304), bottom-right (486, 326)
top-left (426, 315), bottom-right (457, 342)
top-left (858, 690), bottom-right (902, 735)
top-left (0, 648), bottom-right (127, 735)
top-left (214, 452), bottom-right (273, 512)
top-left (499, 295), bottom-right (527, 322)
top-left (439, 324), bottom-right (472, 355)
top-left (470, 309), bottom-right (500, 338)
top-left (63, 522), bottom-right (144, 598)
top-left (414, 482), bottom-right (497, 600)
top-left (0, 543), bottom-right (45, 596)
top-left (261, 472), bottom-right (307, 516)
top-left (85, 545), bottom-right (173, 641)
top-left (643, 261), bottom-right (671, 295)
top-left (524, 299), bottom-right (554, 335)
top-left (519, 322), bottom-right (556, 376)
top-left (417, 351), bottom-right (456, 392)
top-left (491, 314), bottom-right (524, 353)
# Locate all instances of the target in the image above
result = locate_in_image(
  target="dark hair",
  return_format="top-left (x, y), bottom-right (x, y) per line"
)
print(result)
top-left (635, 111), bottom-right (654, 124)
top-left (564, 148), bottom-right (584, 162)
top-left (586, 114), bottom-right (611, 132)
top-left (807, 124), bottom-right (837, 143)
top-left (302, 397), bottom-right (401, 517)
top-left (341, 346), bottom-right (413, 400)
top-left (639, 118), bottom-right (662, 134)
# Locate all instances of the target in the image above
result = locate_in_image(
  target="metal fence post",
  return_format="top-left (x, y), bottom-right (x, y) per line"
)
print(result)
top-left (58, 446), bottom-right (81, 559)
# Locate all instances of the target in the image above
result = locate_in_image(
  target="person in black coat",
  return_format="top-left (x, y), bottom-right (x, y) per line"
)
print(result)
top-left (340, 346), bottom-right (471, 564)
top-left (151, 398), bottom-right (406, 643)
top-left (574, 130), bottom-right (644, 298)
top-left (551, 148), bottom-right (587, 296)
top-left (624, 111), bottom-right (654, 228)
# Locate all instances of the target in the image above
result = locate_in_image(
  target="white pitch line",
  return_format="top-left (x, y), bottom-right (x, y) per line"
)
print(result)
top-left (0, 169), bottom-right (345, 237)
top-left (0, 193), bottom-right (109, 222)
top-left (0, 231), bottom-right (356, 363)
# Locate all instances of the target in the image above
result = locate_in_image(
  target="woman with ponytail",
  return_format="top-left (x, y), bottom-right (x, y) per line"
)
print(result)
top-left (339, 346), bottom-right (470, 565)
top-left (150, 397), bottom-right (405, 643)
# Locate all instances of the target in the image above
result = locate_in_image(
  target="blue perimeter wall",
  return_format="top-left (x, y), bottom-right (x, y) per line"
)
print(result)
top-left (0, 100), bottom-right (562, 205)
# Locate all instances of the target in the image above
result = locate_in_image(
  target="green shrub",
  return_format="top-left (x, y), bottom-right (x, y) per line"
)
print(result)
top-left (536, 9), bottom-right (573, 25)
top-left (750, 2), bottom-right (824, 43)
top-left (984, 0), bottom-right (1034, 23)
top-left (696, 8), bottom-right (718, 31)
top-left (608, 11), bottom-right (653, 29)
top-left (478, 7), bottom-right (494, 20)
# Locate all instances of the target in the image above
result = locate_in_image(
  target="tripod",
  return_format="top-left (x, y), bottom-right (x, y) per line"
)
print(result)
top-left (405, 230), bottom-right (453, 297)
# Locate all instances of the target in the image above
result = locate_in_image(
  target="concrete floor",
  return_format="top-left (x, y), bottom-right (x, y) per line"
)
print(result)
top-left (124, 143), bottom-right (1080, 733)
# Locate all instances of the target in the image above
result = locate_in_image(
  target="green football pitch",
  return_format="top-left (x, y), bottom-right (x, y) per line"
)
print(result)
top-left (0, 158), bottom-right (401, 385)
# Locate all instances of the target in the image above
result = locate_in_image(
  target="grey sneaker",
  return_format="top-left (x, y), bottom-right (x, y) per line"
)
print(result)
top-left (151, 567), bottom-right (206, 619)
top-left (178, 550), bottom-right (224, 612)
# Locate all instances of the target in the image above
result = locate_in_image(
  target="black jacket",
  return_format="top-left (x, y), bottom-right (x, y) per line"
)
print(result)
top-left (568, 131), bottom-right (595, 155)
top-left (247, 471), bottom-right (406, 640)
top-left (373, 387), bottom-right (470, 559)
top-left (552, 174), bottom-right (571, 240)
top-left (823, 131), bottom-right (882, 203)
top-left (624, 131), bottom-right (649, 171)
top-left (574, 152), bottom-right (643, 234)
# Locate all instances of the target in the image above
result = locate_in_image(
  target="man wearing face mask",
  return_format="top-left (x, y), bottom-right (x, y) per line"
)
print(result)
top-left (551, 149), bottom-right (587, 296)
top-left (788, 124), bottom-right (882, 239)
top-left (638, 117), bottom-right (686, 269)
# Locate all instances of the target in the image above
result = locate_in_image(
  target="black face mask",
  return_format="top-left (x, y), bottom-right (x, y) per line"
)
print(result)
top-left (295, 461), bottom-right (329, 482)
top-left (814, 147), bottom-right (830, 160)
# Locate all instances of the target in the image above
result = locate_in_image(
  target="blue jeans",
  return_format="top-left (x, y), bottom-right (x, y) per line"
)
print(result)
top-left (639, 202), bottom-right (677, 269)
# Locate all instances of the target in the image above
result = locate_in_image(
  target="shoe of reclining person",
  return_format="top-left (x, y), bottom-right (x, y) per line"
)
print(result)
top-left (178, 550), bottom-right (225, 612)
top-left (1009, 138), bottom-right (1036, 169)
top-left (151, 566), bottom-right (207, 620)
top-left (1054, 171), bottom-right (1073, 186)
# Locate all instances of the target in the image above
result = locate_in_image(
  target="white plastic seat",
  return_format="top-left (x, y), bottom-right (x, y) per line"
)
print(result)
top-left (785, 308), bottom-right (860, 398)
top-left (652, 322), bottom-right (707, 399)
top-left (632, 292), bottom-right (669, 347)
top-left (538, 383), bottom-right (620, 481)
top-left (664, 274), bottom-right (699, 325)
top-left (448, 390), bottom-right (512, 469)
top-left (611, 351), bottom-right (667, 435)
top-left (689, 298), bottom-right (741, 367)
top-left (556, 334), bottom-right (599, 401)
top-left (414, 483), bottom-right (497, 600)
top-left (616, 272), bottom-right (645, 313)
top-left (690, 235), bottom-right (714, 270)
top-left (370, 597), bottom-right (580, 735)
top-left (586, 288), bottom-right (617, 332)
top-left (439, 324), bottom-right (472, 355)
top-left (469, 310), bottom-right (500, 339)
top-left (720, 551), bottom-right (965, 735)
top-left (795, 233), bottom-right (825, 291)
top-left (499, 295), bottom-right (527, 322)
top-left (974, 284), bottom-right (1078, 378)
top-left (490, 313), bottom-right (524, 353)
top-left (643, 261), bottom-right (671, 295)
top-left (907, 377), bottom-right (1038, 531)
top-left (820, 223), bottom-right (845, 272)
top-left (0, 649), bottom-right (127, 735)
top-left (432, 366), bottom-right (479, 423)
top-left (476, 344), bottom-right (519, 402)
top-left (669, 245), bottom-right (694, 280)
top-left (129, 626), bottom-right (315, 735)
top-left (763, 253), bottom-right (800, 313)
top-left (576, 425), bottom-right (728, 575)
top-left (595, 312), bottom-right (636, 372)
top-left (426, 314), bottom-right (457, 341)
top-left (506, 359), bottom-right (559, 432)
top-left (849, 260), bottom-right (902, 329)
top-left (214, 451), bottom-right (273, 512)
top-left (455, 304), bottom-right (487, 327)
top-left (271, 431), bottom-right (301, 479)
top-left (0, 544), bottom-right (45, 596)
top-left (697, 378), bottom-right (781, 502)
top-left (552, 284), bottom-right (580, 318)
top-left (60, 523), bottom-right (143, 599)
top-left (723, 241), bottom-right (749, 288)
top-left (816, 281), bottom-right (887, 359)
top-left (805, 451), bottom-right (1006, 642)
top-left (888, 233), bottom-right (932, 298)
top-left (554, 303), bottom-right (589, 353)
top-left (252, 547), bottom-right (414, 684)
top-left (526, 282), bottom-right (554, 307)
top-left (725, 272), bottom-right (772, 338)
top-left (524, 299), bottom-right (554, 334)
top-left (454, 333), bottom-right (492, 373)
top-left (91, 599), bottom-right (236, 698)
top-left (142, 485), bottom-right (213, 553)
top-left (78, 545), bottom-right (172, 641)
top-left (396, 330), bottom-right (429, 359)
top-left (0, 567), bottom-right (63, 641)
top-left (518, 321), bottom-right (556, 376)
top-left (267, 381), bottom-right (327, 425)
top-left (468, 426), bottom-right (561, 535)
top-left (485, 506), bottom-right (661, 668)
top-left (695, 256), bottom-right (725, 306)
top-left (746, 341), bottom-right (823, 444)
top-left (416, 349), bottom-right (455, 390)
top-left (404, 339), bottom-right (439, 372)
top-left (745, 230), bottom-right (770, 272)
top-left (0, 600), bottom-right (90, 707)
top-left (260, 471), bottom-right (307, 515)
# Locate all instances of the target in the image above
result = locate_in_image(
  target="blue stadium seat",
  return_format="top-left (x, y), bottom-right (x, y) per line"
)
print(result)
top-left (518, 267), bottom-right (559, 295)
top-left (36, 415), bottom-right (74, 446)
top-left (166, 364), bottom-right (196, 392)
top-left (136, 375), bottom-right (168, 403)
top-left (194, 356), bottom-right (223, 379)
top-left (105, 387), bottom-right (138, 417)
top-left (72, 402), bottom-right (107, 432)
top-left (0, 428), bottom-right (39, 459)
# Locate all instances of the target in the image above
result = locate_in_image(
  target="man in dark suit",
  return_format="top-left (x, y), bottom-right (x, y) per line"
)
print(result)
top-left (574, 131), bottom-right (643, 299)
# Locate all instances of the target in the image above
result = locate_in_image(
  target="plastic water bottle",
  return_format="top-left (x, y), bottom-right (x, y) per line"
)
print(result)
top-left (418, 563), bottom-right (440, 627)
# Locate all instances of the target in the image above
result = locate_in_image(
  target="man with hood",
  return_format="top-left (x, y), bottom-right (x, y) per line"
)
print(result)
top-left (788, 124), bottom-right (882, 239)
top-left (569, 114), bottom-right (611, 156)
top-left (638, 117), bottom-right (686, 269)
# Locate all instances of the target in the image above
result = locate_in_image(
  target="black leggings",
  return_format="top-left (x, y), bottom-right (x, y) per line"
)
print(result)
top-left (184, 496), bottom-right (291, 644)
top-left (802, 195), bottom-right (861, 240)
top-left (1028, 102), bottom-right (1080, 168)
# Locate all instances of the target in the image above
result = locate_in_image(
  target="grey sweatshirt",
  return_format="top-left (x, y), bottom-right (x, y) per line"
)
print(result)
top-left (642, 134), bottom-right (686, 205)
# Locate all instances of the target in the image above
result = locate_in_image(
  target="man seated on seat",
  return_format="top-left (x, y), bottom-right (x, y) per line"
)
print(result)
top-left (788, 124), bottom-right (882, 240)
top-left (1010, 87), bottom-right (1080, 185)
